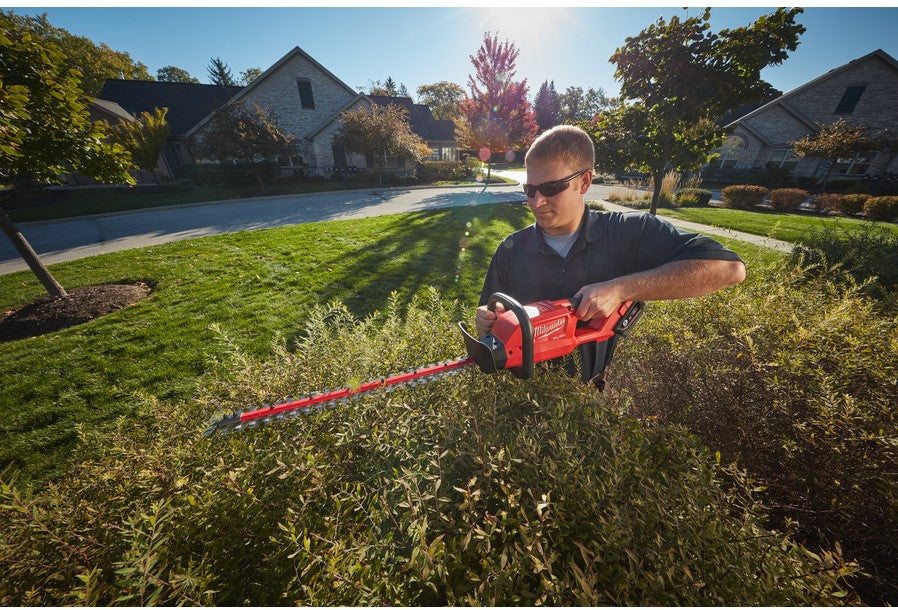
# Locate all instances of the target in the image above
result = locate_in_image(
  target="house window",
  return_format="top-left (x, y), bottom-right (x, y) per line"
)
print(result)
top-left (833, 154), bottom-right (872, 176)
top-left (297, 78), bottom-right (315, 109)
top-left (766, 149), bottom-right (800, 173)
top-left (833, 85), bottom-right (866, 115)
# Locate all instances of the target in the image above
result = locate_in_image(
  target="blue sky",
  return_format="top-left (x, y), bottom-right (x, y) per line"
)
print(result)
top-left (7, 6), bottom-right (898, 100)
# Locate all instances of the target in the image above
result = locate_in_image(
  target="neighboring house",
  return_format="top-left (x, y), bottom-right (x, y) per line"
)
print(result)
top-left (713, 49), bottom-right (898, 181)
top-left (182, 46), bottom-right (456, 177)
top-left (98, 80), bottom-right (244, 180)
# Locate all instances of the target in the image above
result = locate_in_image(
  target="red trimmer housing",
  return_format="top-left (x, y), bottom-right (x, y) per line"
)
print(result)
top-left (458, 292), bottom-right (644, 379)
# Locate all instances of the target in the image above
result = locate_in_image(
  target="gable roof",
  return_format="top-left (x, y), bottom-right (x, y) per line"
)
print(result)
top-left (305, 94), bottom-right (457, 143)
top-left (99, 79), bottom-right (243, 136)
top-left (89, 98), bottom-right (134, 124)
top-left (367, 95), bottom-right (457, 141)
top-left (725, 48), bottom-right (898, 129)
top-left (186, 46), bottom-right (359, 138)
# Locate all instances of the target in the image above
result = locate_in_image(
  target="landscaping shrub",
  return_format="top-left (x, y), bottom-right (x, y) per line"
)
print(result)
top-left (416, 161), bottom-right (470, 183)
top-left (612, 259), bottom-right (898, 604)
top-left (812, 192), bottom-right (842, 213)
top-left (838, 193), bottom-right (869, 216)
top-left (184, 161), bottom-right (282, 188)
top-left (767, 188), bottom-right (808, 212)
top-left (864, 196), bottom-right (898, 221)
top-left (676, 188), bottom-right (712, 207)
top-left (721, 185), bottom-right (768, 210)
top-left (0, 290), bottom-right (854, 606)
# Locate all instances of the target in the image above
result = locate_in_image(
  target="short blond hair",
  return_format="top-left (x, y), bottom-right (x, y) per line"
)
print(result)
top-left (525, 125), bottom-right (595, 171)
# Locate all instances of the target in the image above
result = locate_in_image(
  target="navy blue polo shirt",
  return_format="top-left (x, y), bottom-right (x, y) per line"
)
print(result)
top-left (479, 205), bottom-right (743, 306)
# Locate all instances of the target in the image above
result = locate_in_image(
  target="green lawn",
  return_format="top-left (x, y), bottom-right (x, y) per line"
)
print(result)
top-left (657, 206), bottom-right (898, 243)
top-left (0, 203), bottom-right (781, 483)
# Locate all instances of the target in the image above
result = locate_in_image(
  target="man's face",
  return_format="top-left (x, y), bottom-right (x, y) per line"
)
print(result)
top-left (524, 157), bottom-right (591, 236)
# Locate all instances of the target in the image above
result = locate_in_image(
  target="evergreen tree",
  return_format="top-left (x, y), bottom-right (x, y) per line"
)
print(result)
top-left (207, 57), bottom-right (237, 86)
top-left (534, 80), bottom-right (561, 131)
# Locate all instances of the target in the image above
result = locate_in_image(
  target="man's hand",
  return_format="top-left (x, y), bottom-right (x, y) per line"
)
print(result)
top-left (573, 280), bottom-right (625, 321)
top-left (474, 302), bottom-right (506, 336)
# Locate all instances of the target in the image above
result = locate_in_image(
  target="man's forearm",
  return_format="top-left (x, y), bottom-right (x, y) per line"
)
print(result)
top-left (574, 259), bottom-right (745, 320)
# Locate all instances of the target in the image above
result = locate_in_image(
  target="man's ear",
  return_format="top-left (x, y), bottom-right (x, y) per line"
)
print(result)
top-left (580, 170), bottom-right (593, 193)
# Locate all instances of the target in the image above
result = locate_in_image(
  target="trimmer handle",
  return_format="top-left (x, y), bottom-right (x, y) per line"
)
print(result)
top-left (487, 292), bottom-right (533, 379)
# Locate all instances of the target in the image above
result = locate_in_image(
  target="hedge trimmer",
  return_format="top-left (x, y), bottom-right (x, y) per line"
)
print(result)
top-left (204, 293), bottom-right (644, 436)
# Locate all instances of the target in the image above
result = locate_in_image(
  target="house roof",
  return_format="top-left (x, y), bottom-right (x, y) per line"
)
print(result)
top-left (367, 95), bottom-right (457, 141)
top-left (186, 46), bottom-right (359, 138)
top-left (305, 94), bottom-right (457, 144)
top-left (98, 79), bottom-right (243, 136)
top-left (725, 48), bottom-right (898, 129)
top-left (88, 98), bottom-right (134, 124)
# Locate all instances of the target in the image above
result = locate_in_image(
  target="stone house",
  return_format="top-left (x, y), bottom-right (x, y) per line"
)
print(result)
top-left (713, 48), bottom-right (898, 181)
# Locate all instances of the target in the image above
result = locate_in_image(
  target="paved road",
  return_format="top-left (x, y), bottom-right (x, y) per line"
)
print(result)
top-left (0, 174), bottom-right (792, 276)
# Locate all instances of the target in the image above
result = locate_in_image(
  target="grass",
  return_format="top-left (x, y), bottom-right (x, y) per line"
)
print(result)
top-left (657, 206), bottom-right (898, 244)
top-left (0, 203), bottom-right (780, 484)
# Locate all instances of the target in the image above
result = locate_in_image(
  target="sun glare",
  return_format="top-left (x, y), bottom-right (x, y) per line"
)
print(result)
top-left (474, 7), bottom-right (572, 51)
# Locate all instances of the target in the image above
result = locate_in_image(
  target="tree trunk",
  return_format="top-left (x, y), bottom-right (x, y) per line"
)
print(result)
top-left (0, 205), bottom-right (68, 298)
top-left (649, 171), bottom-right (664, 216)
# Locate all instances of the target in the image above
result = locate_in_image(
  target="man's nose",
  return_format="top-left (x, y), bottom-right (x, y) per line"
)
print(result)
top-left (530, 193), bottom-right (550, 208)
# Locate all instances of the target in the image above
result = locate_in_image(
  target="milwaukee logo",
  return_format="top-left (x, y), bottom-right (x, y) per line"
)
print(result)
top-left (533, 318), bottom-right (566, 339)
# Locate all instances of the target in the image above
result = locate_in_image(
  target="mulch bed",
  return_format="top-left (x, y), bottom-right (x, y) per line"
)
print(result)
top-left (0, 283), bottom-right (150, 343)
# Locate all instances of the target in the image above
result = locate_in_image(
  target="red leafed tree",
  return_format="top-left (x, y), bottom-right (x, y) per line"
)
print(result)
top-left (456, 32), bottom-right (537, 181)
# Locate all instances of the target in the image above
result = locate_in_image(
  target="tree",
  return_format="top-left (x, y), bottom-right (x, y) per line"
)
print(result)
top-left (157, 65), bottom-right (199, 83)
top-left (207, 57), bottom-right (236, 86)
top-left (606, 7), bottom-right (805, 214)
top-left (1, 10), bottom-right (153, 96)
top-left (416, 81), bottom-right (465, 124)
top-left (456, 32), bottom-right (538, 182)
top-left (333, 103), bottom-right (430, 186)
top-left (109, 107), bottom-right (170, 183)
top-left (591, 103), bottom-right (721, 213)
top-left (0, 13), bottom-right (133, 297)
top-left (192, 103), bottom-right (296, 193)
top-left (240, 67), bottom-right (263, 86)
top-left (791, 119), bottom-right (896, 189)
top-left (559, 86), bottom-right (610, 124)
top-left (533, 80), bottom-right (562, 131)
top-left (368, 77), bottom-right (410, 97)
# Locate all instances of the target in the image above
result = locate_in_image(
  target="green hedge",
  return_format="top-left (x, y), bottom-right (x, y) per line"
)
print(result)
top-left (0, 290), bottom-right (853, 605)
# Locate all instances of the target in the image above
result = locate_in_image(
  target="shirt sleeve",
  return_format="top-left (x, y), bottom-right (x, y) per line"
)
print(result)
top-left (626, 213), bottom-right (743, 273)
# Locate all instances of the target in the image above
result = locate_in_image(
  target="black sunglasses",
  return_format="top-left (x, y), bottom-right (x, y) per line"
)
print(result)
top-left (523, 169), bottom-right (589, 198)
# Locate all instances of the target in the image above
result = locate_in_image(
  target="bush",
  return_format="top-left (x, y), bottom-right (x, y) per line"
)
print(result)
top-left (839, 194), bottom-right (869, 216)
top-left (613, 259), bottom-right (898, 604)
top-left (721, 185), bottom-right (768, 210)
top-left (416, 161), bottom-right (470, 183)
top-left (184, 161), bottom-right (282, 187)
top-left (676, 188), bottom-right (712, 207)
top-left (812, 192), bottom-right (842, 213)
top-left (0, 290), bottom-right (854, 605)
top-left (864, 196), bottom-right (898, 221)
top-left (768, 188), bottom-right (808, 212)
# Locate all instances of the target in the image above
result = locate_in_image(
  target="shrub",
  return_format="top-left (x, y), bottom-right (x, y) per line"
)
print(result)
top-left (721, 185), bottom-right (768, 210)
top-left (864, 196), bottom-right (898, 221)
top-left (768, 188), bottom-right (808, 212)
top-left (792, 223), bottom-right (898, 303)
top-left (0, 290), bottom-right (854, 606)
top-left (416, 161), bottom-right (470, 183)
top-left (676, 188), bottom-right (712, 207)
top-left (613, 259), bottom-right (898, 604)
top-left (812, 192), bottom-right (842, 213)
top-left (839, 193), bottom-right (869, 215)
top-left (184, 161), bottom-right (282, 187)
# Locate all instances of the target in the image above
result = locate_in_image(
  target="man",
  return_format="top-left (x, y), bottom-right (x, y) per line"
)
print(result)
top-left (475, 125), bottom-right (745, 386)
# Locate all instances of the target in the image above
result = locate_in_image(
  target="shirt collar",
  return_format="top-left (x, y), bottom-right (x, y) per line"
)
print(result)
top-left (524, 205), bottom-right (604, 254)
